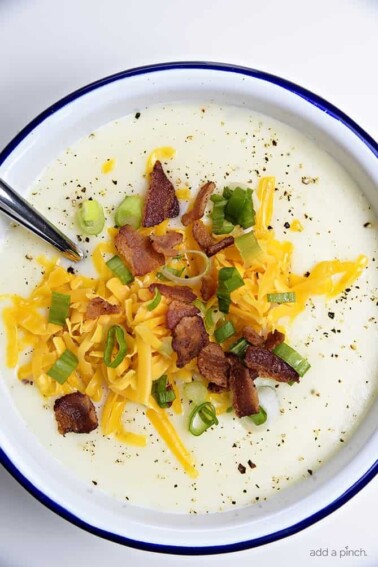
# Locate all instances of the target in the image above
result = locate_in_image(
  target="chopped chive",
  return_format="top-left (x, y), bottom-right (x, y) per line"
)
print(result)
top-left (273, 342), bottom-right (311, 377)
top-left (235, 231), bottom-right (262, 267)
top-left (77, 199), bottom-right (105, 235)
top-left (229, 337), bottom-right (250, 357)
top-left (47, 350), bottom-right (78, 384)
top-left (214, 320), bottom-right (236, 343)
top-left (147, 287), bottom-right (161, 311)
top-left (193, 298), bottom-right (206, 315)
top-left (157, 266), bottom-right (185, 281)
top-left (152, 375), bottom-right (176, 408)
top-left (106, 255), bottom-right (134, 284)
top-left (217, 267), bottom-right (244, 313)
top-left (249, 405), bottom-right (267, 426)
top-left (224, 187), bottom-right (248, 225)
top-left (204, 307), bottom-right (224, 334)
top-left (267, 292), bottom-right (296, 303)
top-left (189, 401), bottom-right (218, 436)
top-left (104, 325), bottom-right (127, 368)
top-left (210, 195), bottom-right (234, 234)
top-left (48, 291), bottom-right (70, 326)
top-left (114, 195), bottom-right (143, 229)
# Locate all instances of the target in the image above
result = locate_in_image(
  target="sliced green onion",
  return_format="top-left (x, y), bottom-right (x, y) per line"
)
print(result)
top-left (104, 325), bottom-right (127, 368)
top-left (229, 337), bottom-right (250, 357)
top-left (106, 255), bottom-right (134, 284)
top-left (184, 381), bottom-right (208, 404)
top-left (210, 195), bottom-right (234, 235)
top-left (47, 350), bottom-right (78, 384)
top-left (214, 320), bottom-right (236, 343)
top-left (238, 188), bottom-right (255, 229)
top-left (204, 307), bottom-right (225, 334)
top-left (217, 294), bottom-right (231, 313)
top-left (152, 375), bottom-right (176, 408)
top-left (157, 266), bottom-right (185, 281)
top-left (158, 337), bottom-right (173, 358)
top-left (159, 250), bottom-right (210, 286)
top-left (224, 187), bottom-right (248, 225)
top-left (189, 401), bottom-right (218, 436)
top-left (273, 342), bottom-right (311, 377)
top-left (48, 291), bottom-right (70, 326)
top-left (218, 267), bottom-right (244, 292)
top-left (114, 195), bottom-right (143, 229)
top-left (249, 405), bottom-right (267, 426)
top-left (77, 199), bottom-right (105, 235)
top-left (235, 231), bottom-right (261, 267)
top-left (193, 299), bottom-right (206, 315)
top-left (147, 287), bottom-right (161, 311)
top-left (222, 187), bottom-right (233, 199)
top-left (216, 267), bottom-right (245, 313)
top-left (267, 292), bottom-right (296, 303)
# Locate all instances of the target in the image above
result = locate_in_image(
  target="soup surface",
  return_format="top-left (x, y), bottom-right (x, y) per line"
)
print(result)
top-left (0, 103), bottom-right (377, 513)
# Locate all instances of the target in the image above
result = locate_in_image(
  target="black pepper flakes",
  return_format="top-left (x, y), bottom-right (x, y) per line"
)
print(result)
top-left (284, 222), bottom-right (290, 229)
top-left (248, 460), bottom-right (256, 469)
top-left (135, 112), bottom-right (141, 119)
top-left (328, 312), bottom-right (335, 319)
top-left (307, 469), bottom-right (313, 476)
top-left (238, 463), bottom-right (246, 474)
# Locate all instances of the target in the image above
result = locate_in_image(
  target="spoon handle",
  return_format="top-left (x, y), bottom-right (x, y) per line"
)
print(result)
top-left (0, 178), bottom-right (83, 262)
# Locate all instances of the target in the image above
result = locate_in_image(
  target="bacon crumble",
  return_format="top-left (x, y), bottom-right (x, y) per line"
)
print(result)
top-left (181, 181), bottom-right (215, 226)
top-left (198, 343), bottom-right (229, 390)
top-left (149, 283), bottom-right (197, 303)
top-left (200, 274), bottom-right (217, 301)
top-left (245, 345), bottom-right (299, 383)
top-left (192, 220), bottom-right (234, 256)
top-left (264, 330), bottom-right (285, 351)
top-left (85, 297), bottom-right (120, 320)
top-left (142, 160), bottom-right (179, 227)
top-left (166, 300), bottom-right (200, 330)
top-left (54, 392), bottom-right (98, 435)
top-left (150, 232), bottom-right (183, 257)
top-left (115, 225), bottom-right (164, 276)
top-left (228, 354), bottom-right (260, 417)
top-left (242, 326), bottom-right (264, 347)
top-left (172, 315), bottom-right (209, 368)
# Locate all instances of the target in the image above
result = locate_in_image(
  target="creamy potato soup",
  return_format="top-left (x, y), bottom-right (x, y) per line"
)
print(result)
top-left (0, 103), bottom-right (377, 513)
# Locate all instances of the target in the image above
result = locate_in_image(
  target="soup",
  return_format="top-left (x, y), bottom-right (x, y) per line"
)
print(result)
top-left (0, 102), bottom-right (377, 513)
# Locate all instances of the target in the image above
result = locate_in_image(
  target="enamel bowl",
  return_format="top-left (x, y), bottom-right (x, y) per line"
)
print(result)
top-left (0, 62), bottom-right (377, 554)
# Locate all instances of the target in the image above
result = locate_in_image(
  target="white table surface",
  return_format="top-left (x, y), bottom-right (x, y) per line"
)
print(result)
top-left (0, 1), bottom-right (377, 565)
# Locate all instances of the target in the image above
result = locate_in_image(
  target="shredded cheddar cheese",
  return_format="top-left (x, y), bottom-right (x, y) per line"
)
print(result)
top-left (145, 146), bottom-right (176, 175)
top-left (1, 172), bottom-right (367, 478)
top-left (101, 158), bottom-right (116, 174)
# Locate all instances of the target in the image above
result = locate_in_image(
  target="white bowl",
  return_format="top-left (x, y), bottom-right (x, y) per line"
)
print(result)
top-left (0, 62), bottom-right (377, 554)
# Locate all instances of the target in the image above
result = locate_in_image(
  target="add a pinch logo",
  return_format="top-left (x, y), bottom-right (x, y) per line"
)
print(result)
top-left (309, 547), bottom-right (368, 558)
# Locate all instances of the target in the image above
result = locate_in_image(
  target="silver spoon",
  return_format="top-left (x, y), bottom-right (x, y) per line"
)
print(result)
top-left (0, 178), bottom-right (84, 262)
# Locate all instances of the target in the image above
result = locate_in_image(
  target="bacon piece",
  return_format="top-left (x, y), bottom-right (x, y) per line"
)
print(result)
top-left (198, 343), bottom-right (229, 389)
top-left (143, 160), bottom-right (179, 227)
top-left (201, 274), bottom-right (217, 301)
top-left (264, 330), bottom-right (285, 351)
top-left (149, 283), bottom-right (197, 303)
top-left (181, 181), bottom-right (215, 226)
top-left (192, 220), bottom-right (234, 257)
top-left (85, 297), bottom-right (120, 320)
top-left (172, 315), bottom-right (209, 368)
top-left (150, 232), bottom-right (183, 257)
top-left (166, 300), bottom-right (200, 330)
top-left (228, 354), bottom-right (260, 417)
top-left (115, 225), bottom-right (164, 276)
top-left (245, 345), bottom-right (299, 383)
top-left (242, 326), bottom-right (264, 347)
top-left (54, 392), bottom-right (98, 435)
